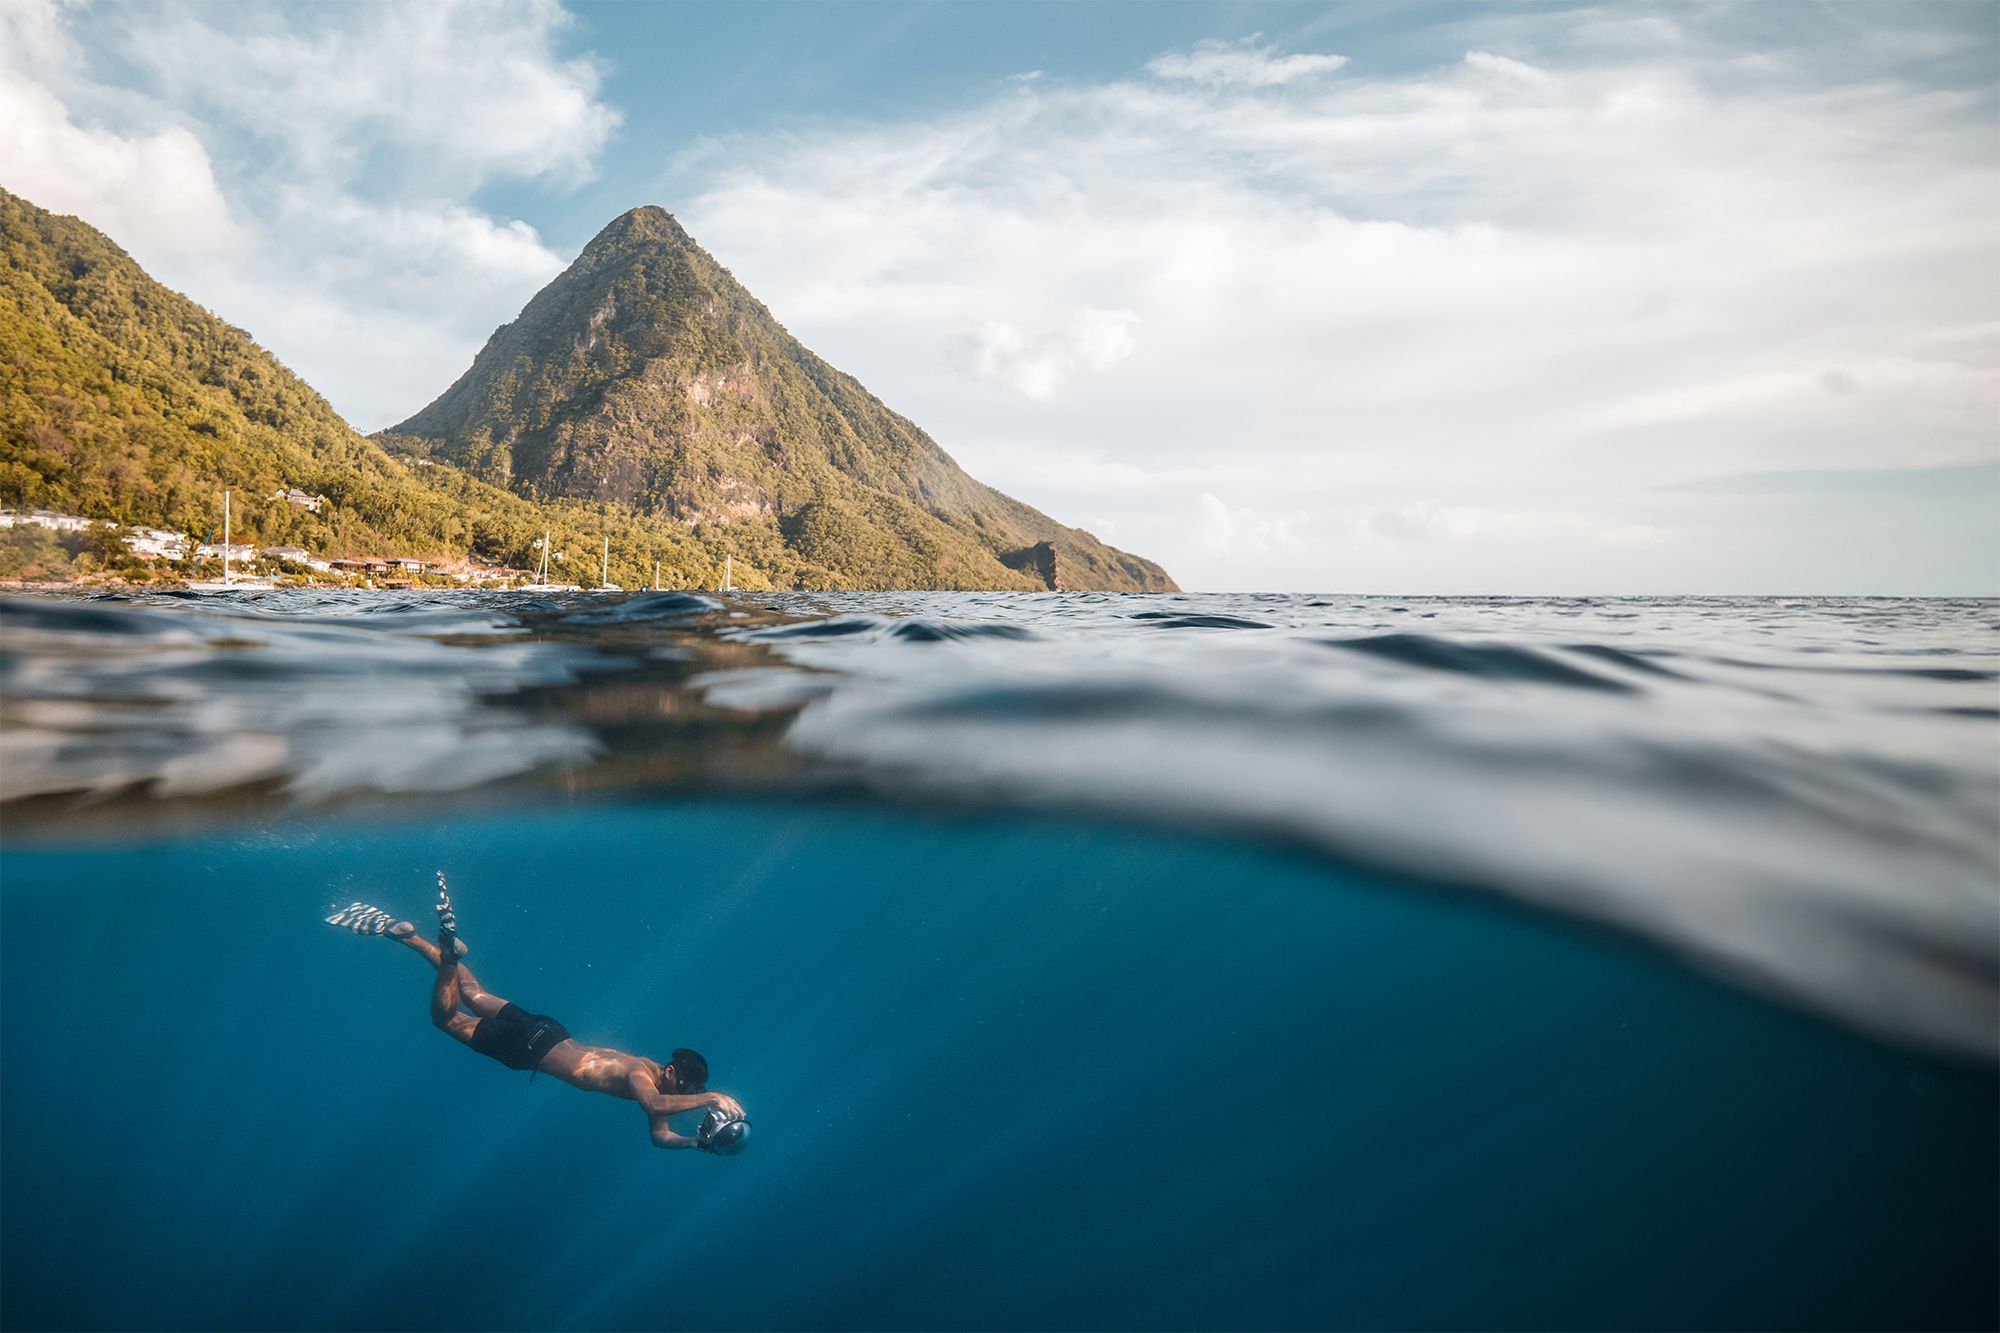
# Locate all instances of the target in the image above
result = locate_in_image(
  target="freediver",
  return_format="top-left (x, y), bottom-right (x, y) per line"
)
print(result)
top-left (327, 875), bottom-right (750, 1153)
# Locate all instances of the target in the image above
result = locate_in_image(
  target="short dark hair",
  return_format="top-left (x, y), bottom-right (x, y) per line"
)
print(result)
top-left (670, 1048), bottom-right (709, 1093)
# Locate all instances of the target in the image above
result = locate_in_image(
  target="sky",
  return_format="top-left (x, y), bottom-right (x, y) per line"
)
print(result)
top-left (2, 0), bottom-right (1995, 593)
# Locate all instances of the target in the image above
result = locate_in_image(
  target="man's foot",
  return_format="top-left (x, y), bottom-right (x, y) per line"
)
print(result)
top-left (391, 918), bottom-right (467, 947)
top-left (397, 919), bottom-right (469, 961)
top-left (326, 905), bottom-right (466, 958)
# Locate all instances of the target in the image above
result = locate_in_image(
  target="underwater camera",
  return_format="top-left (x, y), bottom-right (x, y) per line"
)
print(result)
top-left (697, 1106), bottom-right (751, 1156)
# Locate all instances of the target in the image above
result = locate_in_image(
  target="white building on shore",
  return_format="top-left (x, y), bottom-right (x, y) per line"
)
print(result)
top-left (126, 527), bottom-right (190, 559)
top-left (261, 546), bottom-right (334, 573)
top-left (0, 509), bottom-right (94, 533)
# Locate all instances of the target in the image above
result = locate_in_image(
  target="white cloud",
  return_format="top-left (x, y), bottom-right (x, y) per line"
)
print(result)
top-left (112, 0), bottom-right (618, 189)
top-left (1460, 50), bottom-right (1554, 84)
top-left (954, 307), bottom-right (1139, 400)
top-left (1147, 37), bottom-right (1349, 88)
top-left (303, 198), bottom-right (566, 287)
top-left (674, 20), bottom-right (1998, 591)
top-left (0, 72), bottom-right (240, 261)
top-left (1199, 493), bottom-right (1311, 555)
top-left (1362, 504), bottom-right (1671, 548)
top-left (0, 0), bottom-right (80, 81)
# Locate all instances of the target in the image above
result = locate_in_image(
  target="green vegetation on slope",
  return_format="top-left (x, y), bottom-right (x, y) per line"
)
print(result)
top-left (389, 206), bottom-right (1176, 592)
top-left (0, 190), bottom-right (1172, 590)
top-left (0, 190), bottom-right (779, 588)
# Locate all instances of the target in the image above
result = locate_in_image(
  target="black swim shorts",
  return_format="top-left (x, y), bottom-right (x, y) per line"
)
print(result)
top-left (469, 1002), bottom-right (571, 1072)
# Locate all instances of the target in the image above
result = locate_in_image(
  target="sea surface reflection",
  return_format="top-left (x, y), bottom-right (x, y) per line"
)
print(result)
top-left (5, 590), bottom-right (1994, 1057)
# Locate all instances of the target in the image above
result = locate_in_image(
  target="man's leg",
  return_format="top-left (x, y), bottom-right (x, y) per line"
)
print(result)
top-left (430, 873), bottom-right (511, 1019)
top-left (452, 962), bottom-right (511, 1019)
top-left (428, 875), bottom-right (472, 1039)
top-left (381, 924), bottom-right (510, 1017)
top-left (431, 937), bottom-right (465, 1031)
top-left (326, 882), bottom-right (510, 1039)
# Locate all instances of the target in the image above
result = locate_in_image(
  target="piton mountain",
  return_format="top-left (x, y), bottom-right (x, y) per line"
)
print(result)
top-left (386, 206), bottom-right (1174, 592)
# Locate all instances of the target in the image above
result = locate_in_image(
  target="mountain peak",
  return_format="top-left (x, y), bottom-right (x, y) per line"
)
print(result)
top-left (387, 209), bottom-right (1176, 591)
top-left (591, 204), bottom-right (687, 249)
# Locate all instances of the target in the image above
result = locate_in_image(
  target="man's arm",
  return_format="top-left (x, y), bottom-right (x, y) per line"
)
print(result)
top-left (649, 1121), bottom-right (698, 1149)
top-left (625, 1072), bottom-right (743, 1120)
top-left (628, 1073), bottom-right (708, 1150)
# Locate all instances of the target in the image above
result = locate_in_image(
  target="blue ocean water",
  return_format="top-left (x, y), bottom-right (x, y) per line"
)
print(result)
top-left (2, 591), bottom-right (1995, 1330)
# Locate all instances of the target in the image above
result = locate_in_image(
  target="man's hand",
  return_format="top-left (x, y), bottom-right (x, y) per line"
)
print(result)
top-left (705, 1092), bottom-right (746, 1120)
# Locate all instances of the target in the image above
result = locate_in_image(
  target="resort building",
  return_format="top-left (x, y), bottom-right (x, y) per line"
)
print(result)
top-left (259, 546), bottom-right (334, 572)
top-left (0, 509), bottom-right (94, 533)
top-left (125, 527), bottom-right (190, 559)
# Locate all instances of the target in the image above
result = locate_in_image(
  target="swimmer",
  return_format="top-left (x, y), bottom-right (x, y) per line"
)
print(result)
top-left (327, 875), bottom-right (748, 1152)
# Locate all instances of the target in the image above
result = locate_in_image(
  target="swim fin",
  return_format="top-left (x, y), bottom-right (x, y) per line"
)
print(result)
top-left (435, 871), bottom-right (459, 955)
top-left (325, 902), bottom-right (399, 935)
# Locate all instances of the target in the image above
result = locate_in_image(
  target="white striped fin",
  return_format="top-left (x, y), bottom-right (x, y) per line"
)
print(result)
top-left (325, 902), bottom-right (399, 935)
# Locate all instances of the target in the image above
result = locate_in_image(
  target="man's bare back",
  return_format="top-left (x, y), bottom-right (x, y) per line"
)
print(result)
top-left (327, 882), bottom-right (747, 1151)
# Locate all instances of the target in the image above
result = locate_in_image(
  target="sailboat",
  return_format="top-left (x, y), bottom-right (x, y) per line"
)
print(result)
top-left (518, 529), bottom-right (580, 592)
top-left (187, 490), bottom-right (269, 593)
top-left (597, 534), bottom-right (620, 591)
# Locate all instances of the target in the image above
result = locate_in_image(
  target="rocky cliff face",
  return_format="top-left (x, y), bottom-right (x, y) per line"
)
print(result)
top-left (389, 207), bottom-right (1175, 592)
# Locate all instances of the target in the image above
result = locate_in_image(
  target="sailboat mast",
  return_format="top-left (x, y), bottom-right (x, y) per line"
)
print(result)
top-left (653, 558), bottom-right (660, 592)
top-left (602, 534), bottom-right (609, 587)
top-left (222, 490), bottom-right (231, 584)
top-left (724, 554), bottom-right (731, 591)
